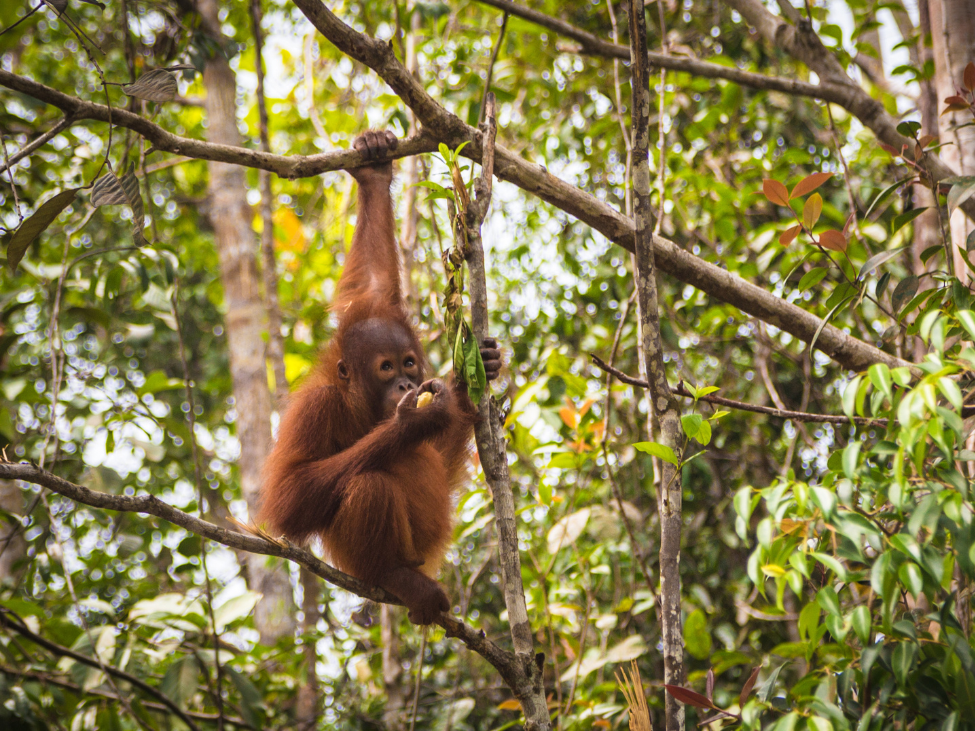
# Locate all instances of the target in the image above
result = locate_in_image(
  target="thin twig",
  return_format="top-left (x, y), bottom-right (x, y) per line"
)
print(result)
top-left (0, 610), bottom-right (202, 731)
top-left (479, 12), bottom-right (508, 125)
top-left (591, 354), bottom-right (886, 425)
top-left (0, 116), bottom-right (75, 175)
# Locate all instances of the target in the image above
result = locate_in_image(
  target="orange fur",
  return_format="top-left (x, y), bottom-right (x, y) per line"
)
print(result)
top-left (258, 132), bottom-right (477, 624)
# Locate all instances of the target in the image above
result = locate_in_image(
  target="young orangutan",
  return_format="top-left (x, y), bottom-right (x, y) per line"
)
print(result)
top-left (259, 130), bottom-right (501, 624)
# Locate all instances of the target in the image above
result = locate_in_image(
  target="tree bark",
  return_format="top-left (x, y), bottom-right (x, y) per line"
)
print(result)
top-left (930, 0), bottom-right (975, 280)
top-left (912, 0), bottom-right (942, 360)
top-left (627, 3), bottom-right (685, 730)
top-left (0, 480), bottom-right (26, 585)
top-left (196, 0), bottom-right (296, 644)
top-left (381, 604), bottom-right (407, 731)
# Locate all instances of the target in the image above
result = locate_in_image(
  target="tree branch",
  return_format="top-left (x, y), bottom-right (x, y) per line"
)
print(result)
top-left (626, 2), bottom-right (685, 728)
top-left (0, 55), bottom-right (907, 373)
top-left (458, 94), bottom-right (550, 731)
top-left (475, 0), bottom-right (855, 104)
top-left (289, 0), bottom-right (908, 375)
top-left (591, 354), bottom-right (885, 425)
top-left (0, 609), bottom-right (203, 731)
top-left (0, 68), bottom-right (439, 178)
top-left (720, 0), bottom-right (975, 222)
top-left (0, 459), bottom-right (529, 692)
top-left (0, 665), bottom-right (251, 728)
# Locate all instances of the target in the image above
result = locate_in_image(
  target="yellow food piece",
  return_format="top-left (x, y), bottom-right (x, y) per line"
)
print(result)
top-left (416, 391), bottom-right (434, 408)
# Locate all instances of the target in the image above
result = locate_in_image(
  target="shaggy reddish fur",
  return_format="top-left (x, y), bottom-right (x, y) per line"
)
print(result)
top-left (258, 131), bottom-right (478, 624)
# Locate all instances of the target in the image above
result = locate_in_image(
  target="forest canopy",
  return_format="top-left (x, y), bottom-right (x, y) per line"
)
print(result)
top-left (1, 0), bottom-right (975, 730)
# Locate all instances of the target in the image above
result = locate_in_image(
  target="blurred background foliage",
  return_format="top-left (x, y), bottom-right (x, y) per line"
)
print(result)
top-left (1, 0), bottom-right (974, 729)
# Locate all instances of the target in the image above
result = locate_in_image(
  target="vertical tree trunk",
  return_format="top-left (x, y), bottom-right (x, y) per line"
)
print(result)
top-left (0, 481), bottom-right (26, 585)
top-left (296, 567), bottom-right (321, 729)
top-left (906, 2), bottom-right (941, 360)
top-left (930, 0), bottom-right (975, 280)
top-left (196, 0), bottom-right (295, 644)
top-left (381, 604), bottom-right (407, 730)
top-left (627, 3), bottom-right (685, 731)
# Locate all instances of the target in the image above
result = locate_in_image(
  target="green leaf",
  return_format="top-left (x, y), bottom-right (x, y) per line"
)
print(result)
top-left (896, 120), bottom-right (922, 137)
top-left (681, 413), bottom-right (702, 439)
top-left (898, 561), bottom-right (924, 598)
top-left (892, 641), bottom-right (917, 687)
top-left (891, 276), bottom-right (919, 311)
top-left (5, 188), bottom-right (79, 271)
top-left (859, 245), bottom-right (909, 280)
top-left (810, 551), bottom-right (848, 580)
top-left (160, 656), bottom-right (198, 708)
top-left (683, 609), bottom-right (712, 659)
top-left (816, 586), bottom-right (841, 617)
top-left (957, 310), bottom-right (975, 341)
top-left (891, 207), bottom-right (929, 235)
top-left (226, 667), bottom-right (265, 728)
top-left (633, 441), bottom-right (678, 465)
top-left (947, 176), bottom-right (975, 214)
top-left (864, 178), bottom-right (909, 220)
top-left (809, 292), bottom-right (857, 356)
top-left (757, 663), bottom-right (787, 703)
top-left (138, 370), bottom-right (185, 396)
top-left (852, 605), bottom-right (871, 644)
top-left (867, 363), bottom-right (893, 401)
top-left (695, 420), bottom-right (712, 446)
top-left (842, 441), bottom-right (862, 479)
top-left (798, 267), bottom-right (829, 292)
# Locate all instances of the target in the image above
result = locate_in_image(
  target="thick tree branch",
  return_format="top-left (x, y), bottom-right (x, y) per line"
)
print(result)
top-left (720, 0), bottom-right (975, 222)
top-left (289, 0), bottom-right (907, 374)
top-left (0, 68), bottom-right (439, 178)
top-left (476, 0), bottom-right (854, 103)
top-left (0, 58), bottom-right (905, 373)
top-left (0, 459), bottom-right (527, 691)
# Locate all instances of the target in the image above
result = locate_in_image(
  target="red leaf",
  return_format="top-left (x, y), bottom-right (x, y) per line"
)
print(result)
top-left (945, 95), bottom-right (968, 105)
top-left (943, 103), bottom-right (971, 116)
top-left (790, 172), bottom-right (832, 199)
top-left (779, 225), bottom-right (801, 245)
top-left (917, 134), bottom-right (937, 149)
top-left (664, 685), bottom-right (717, 710)
top-left (762, 179), bottom-right (791, 207)
top-left (878, 142), bottom-right (900, 157)
top-left (818, 229), bottom-right (848, 252)
top-left (964, 62), bottom-right (975, 92)
top-left (739, 666), bottom-right (761, 708)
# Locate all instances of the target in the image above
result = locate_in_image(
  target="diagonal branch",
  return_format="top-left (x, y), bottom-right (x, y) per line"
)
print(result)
top-left (478, 0), bottom-right (975, 223)
top-left (290, 0), bottom-right (908, 374)
top-left (0, 114), bottom-right (77, 174)
top-left (720, 0), bottom-right (975, 221)
top-left (0, 665), bottom-right (251, 728)
top-left (0, 609), bottom-right (203, 731)
top-left (0, 459), bottom-right (525, 692)
top-left (0, 68), bottom-right (440, 177)
top-left (0, 61), bottom-right (904, 372)
top-left (475, 0), bottom-right (852, 103)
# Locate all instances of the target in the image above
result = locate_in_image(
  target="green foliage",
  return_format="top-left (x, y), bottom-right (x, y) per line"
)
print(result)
top-left (2, 0), bottom-right (974, 729)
